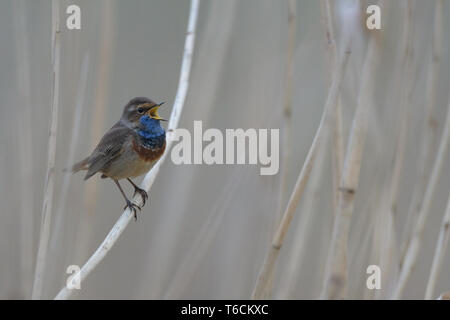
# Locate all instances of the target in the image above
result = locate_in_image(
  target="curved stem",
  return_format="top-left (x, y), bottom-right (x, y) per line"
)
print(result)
top-left (425, 194), bottom-right (450, 299)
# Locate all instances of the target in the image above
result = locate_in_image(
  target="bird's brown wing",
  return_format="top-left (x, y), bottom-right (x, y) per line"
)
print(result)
top-left (84, 122), bottom-right (133, 180)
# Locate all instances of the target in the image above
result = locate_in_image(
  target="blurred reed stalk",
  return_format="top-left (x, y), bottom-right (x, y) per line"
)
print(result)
top-left (48, 53), bottom-right (90, 285)
top-left (426, 194), bottom-right (450, 299)
top-left (263, 0), bottom-right (297, 299)
top-left (51, 54), bottom-right (90, 243)
top-left (251, 34), bottom-right (352, 299)
top-left (387, 0), bottom-right (413, 218)
top-left (13, 0), bottom-right (34, 298)
top-left (393, 91), bottom-right (450, 299)
top-left (320, 0), bottom-right (344, 215)
top-left (276, 0), bottom-right (296, 226)
top-left (32, 0), bottom-right (61, 299)
top-left (275, 0), bottom-right (341, 298)
top-left (73, 1), bottom-right (115, 271)
top-left (320, 0), bottom-right (386, 299)
top-left (399, 0), bottom-right (443, 268)
top-left (54, 0), bottom-right (200, 300)
top-left (371, 0), bottom-right (413, 299)
top-left (423, 0), bottom-right (443, 168)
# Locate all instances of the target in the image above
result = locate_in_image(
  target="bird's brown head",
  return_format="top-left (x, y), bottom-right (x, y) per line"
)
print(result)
top-left (121, 97), bottom-right (166, 128)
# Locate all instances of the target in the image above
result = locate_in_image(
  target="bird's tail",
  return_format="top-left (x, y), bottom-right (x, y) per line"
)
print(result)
top-left (64, 157), bottom-right (89, 173)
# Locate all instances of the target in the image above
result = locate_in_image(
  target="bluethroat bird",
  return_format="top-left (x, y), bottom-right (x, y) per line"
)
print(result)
top-left (68, 97), bottom-right (167, 219)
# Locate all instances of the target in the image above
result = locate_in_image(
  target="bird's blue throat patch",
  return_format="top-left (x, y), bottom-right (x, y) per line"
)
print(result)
top-left (137, 115), bottom-right (165, 149)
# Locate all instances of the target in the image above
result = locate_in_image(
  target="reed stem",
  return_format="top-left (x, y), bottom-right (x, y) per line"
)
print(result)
top-left (31, 0), bottom-right (61, 299)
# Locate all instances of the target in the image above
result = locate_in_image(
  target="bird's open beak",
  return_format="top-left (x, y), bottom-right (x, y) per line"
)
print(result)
top-left (147, 102), bottom-right (167, 121)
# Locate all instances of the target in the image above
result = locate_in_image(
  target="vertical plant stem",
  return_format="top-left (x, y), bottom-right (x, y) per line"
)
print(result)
top-left (425, 194), bottom-right (450, 300)
top-left (389, 0), bottom-right (413, 215)
top-left (251, 38), bottom-right (352, 299)
top-left (372, 0), bottom-right (413, 299)
top-left (320, 0), bottom-right (385, 299)
top-left (265, 0), bottom-right (297, 299)
top-left (54, 0), bottom-right (200, 300)
top-left (49, 53), bottom-right (90, 276)
top-left (74, 0), bottom-right (114, 268)
top-left (399, 0), bottom-right (442, 267)
top-left (320, 0), bottom-right (344, 215)
top-left (392, 93), bottom-right (450, 299)
top-left (276, 0), bottom-right (296, 226)
top-left (32, 0), bottom-right (61, 299)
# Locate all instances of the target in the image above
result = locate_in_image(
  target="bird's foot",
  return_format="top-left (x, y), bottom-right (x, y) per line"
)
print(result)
top-left (124, 199), bottom-right (141, 221)
top-left (133, 187), bottom-right (148, 207)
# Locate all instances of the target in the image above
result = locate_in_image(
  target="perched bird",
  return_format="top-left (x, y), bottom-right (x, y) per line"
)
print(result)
top-left (68, 97), bottom-right (167, 219)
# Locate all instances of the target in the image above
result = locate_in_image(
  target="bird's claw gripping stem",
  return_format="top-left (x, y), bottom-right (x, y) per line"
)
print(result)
top-left (133, 187), bottom-right (148, 207)
top-left (124, 200), bottom-right (141, 221)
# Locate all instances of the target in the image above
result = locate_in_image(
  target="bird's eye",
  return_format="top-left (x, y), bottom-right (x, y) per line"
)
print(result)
top-left (137, 107), bottom-right (144, 114)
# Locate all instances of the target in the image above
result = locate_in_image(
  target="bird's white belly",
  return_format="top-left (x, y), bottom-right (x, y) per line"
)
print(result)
top-left (102, 148), bottom-right (156, 180)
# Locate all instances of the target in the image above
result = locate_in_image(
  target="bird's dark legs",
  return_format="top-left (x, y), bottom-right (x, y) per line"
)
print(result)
top-left (113, 179), bottom-right (140, 220)
top-left (126, 178), bottom-right (148, 206)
